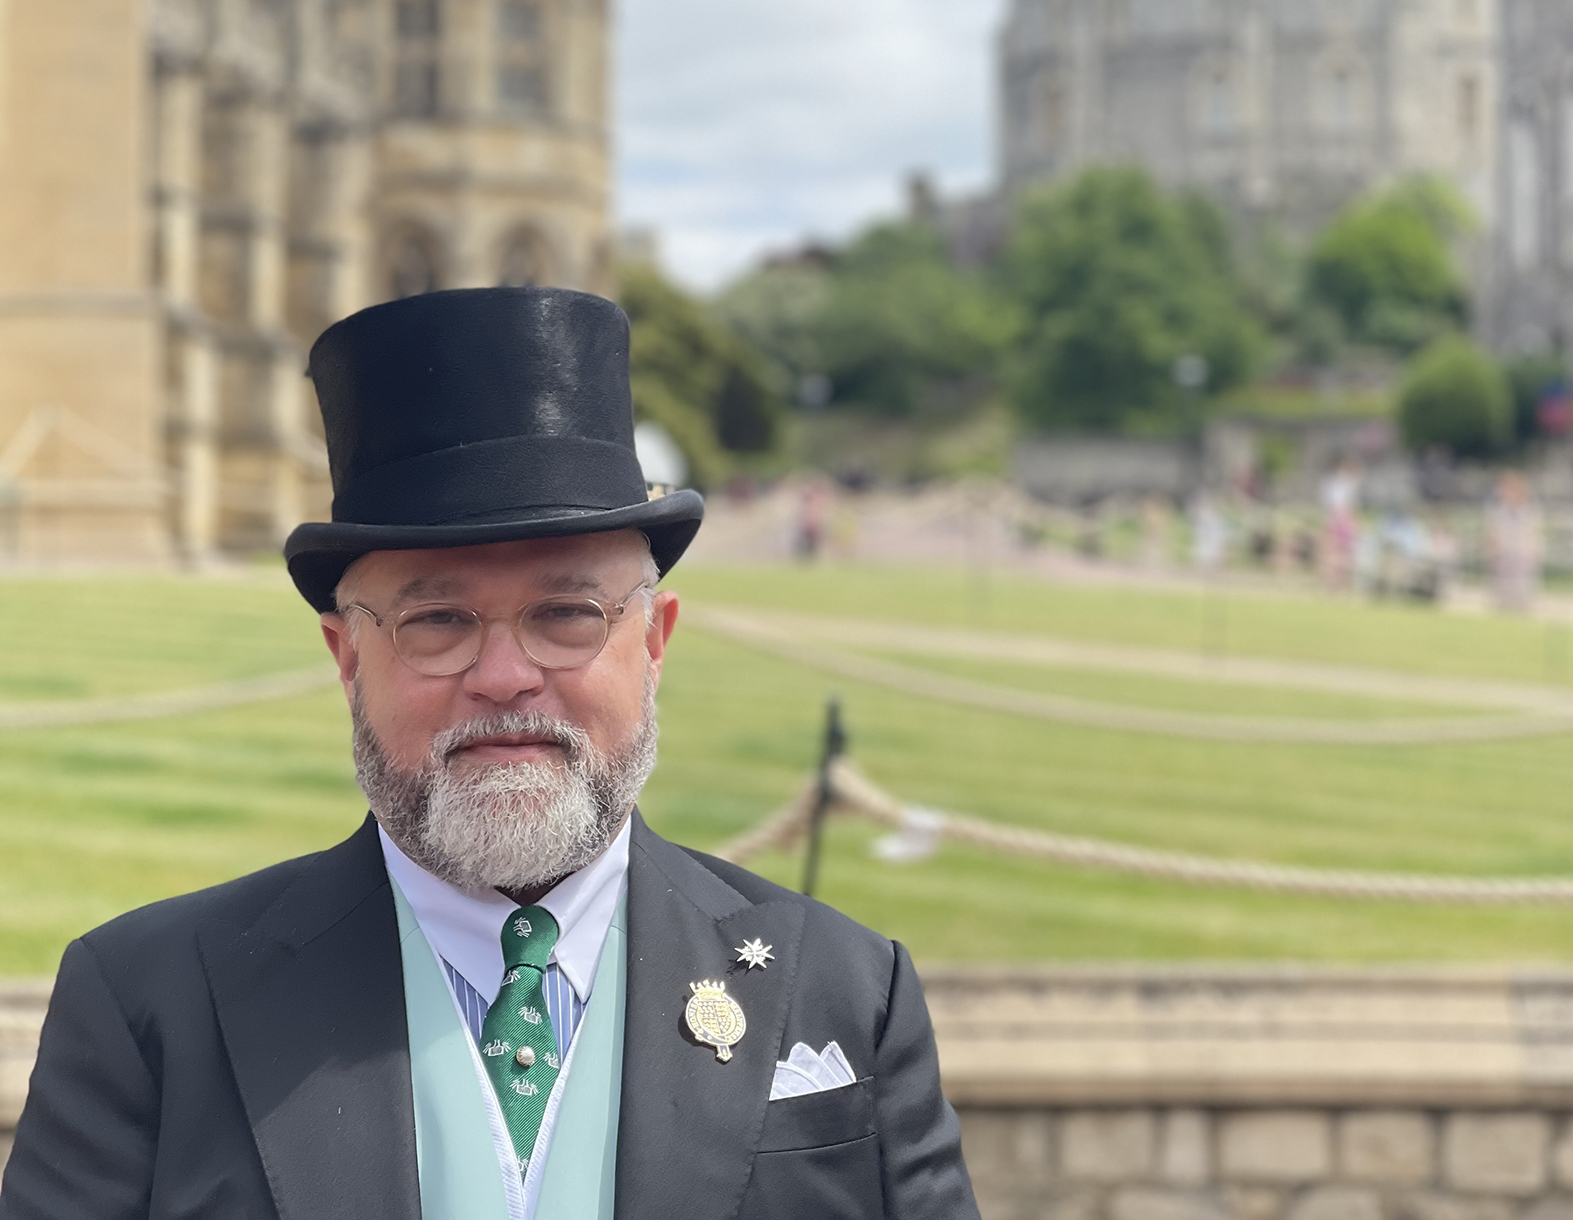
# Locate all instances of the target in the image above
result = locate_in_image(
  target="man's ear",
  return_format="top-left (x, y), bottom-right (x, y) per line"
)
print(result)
top-left (320, 612), bottom-right (359, 700)
top-left (644, 591), bottom-right (679, 690)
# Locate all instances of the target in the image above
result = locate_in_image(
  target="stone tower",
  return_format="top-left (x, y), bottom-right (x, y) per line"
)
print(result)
top-left (1487, 0), bottom-right (1573, 353)
top-left (999, 0), bottom-right (1498, 235)
top-left (0, 0), bottom-right (613, 565)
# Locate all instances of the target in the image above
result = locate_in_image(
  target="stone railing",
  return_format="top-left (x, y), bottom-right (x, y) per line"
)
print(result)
top-left (0, 982), bottom-right (48, 1168)
top-left (8, 967), bottom-right (1573, 1218)
top-left (926, 966), bottom-right (1573, 1220)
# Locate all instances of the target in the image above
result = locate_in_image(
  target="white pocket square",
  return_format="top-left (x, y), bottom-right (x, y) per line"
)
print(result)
top-left (769, 1041), bottom-right (857, 1101)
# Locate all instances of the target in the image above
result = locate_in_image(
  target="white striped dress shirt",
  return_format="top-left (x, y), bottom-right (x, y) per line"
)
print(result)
top-left (442, 958), bottom-right (583, 1064)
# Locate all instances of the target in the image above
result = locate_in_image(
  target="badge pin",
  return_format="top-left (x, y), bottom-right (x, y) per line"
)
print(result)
top-left (734, 938), bottom-right (775, 971)
top-left (685, 979), bottom-right (747, 1062)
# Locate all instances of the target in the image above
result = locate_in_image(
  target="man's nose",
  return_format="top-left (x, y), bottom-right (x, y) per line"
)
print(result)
top-left (461, 620), bottom-right (547, 704)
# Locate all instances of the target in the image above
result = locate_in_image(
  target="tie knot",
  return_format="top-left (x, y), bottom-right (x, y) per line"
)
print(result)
top-left (500, 905), bottom-right (558, 970)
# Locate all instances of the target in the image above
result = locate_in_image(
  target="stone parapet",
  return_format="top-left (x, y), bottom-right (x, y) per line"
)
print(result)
top-left (926, 967), bottom-right (1573, 1219)
top-left (923, 966), bottom-right (1573, 1109)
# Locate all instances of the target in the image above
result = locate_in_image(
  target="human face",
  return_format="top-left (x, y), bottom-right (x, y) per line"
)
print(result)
top-left (320, 531), bottom-right (679, 779)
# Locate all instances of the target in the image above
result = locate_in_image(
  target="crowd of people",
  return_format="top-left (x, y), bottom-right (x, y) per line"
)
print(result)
top-left (1175, 465), bottom-right (1547, 612)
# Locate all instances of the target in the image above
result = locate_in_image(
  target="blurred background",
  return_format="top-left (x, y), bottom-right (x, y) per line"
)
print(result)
top-left (10, 1), bottom-right (1573, 1215)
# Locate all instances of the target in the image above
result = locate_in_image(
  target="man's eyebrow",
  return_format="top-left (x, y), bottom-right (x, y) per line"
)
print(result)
top-left (536, 573), bottom-right (608, 595)
top-left (392, 576), bottom-right (469, 604)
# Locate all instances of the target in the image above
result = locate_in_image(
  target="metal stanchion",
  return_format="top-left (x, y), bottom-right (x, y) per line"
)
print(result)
top-left (801, 696), bottom-right (847, 898)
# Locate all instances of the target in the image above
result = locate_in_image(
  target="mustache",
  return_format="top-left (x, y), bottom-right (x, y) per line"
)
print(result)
top-left (428, 710), bottom-right (594, 769)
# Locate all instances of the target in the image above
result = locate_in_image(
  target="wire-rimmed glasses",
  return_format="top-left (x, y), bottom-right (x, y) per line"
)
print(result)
top-left (345, 582), bottom-right (649, 676)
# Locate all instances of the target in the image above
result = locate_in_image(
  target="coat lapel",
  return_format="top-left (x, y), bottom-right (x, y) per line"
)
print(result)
top-left (616, 813), bottom-right (806, 1220)
top-left (197, 815), bottom-right (420, 1220)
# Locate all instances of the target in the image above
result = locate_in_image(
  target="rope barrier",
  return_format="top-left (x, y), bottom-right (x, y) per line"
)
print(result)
top-left (0, 666), bottom-right (339, 730)
top-left (716, 759), bottom-right (1573, 905)
top-left (689, 608), bottom-right (1573, 746)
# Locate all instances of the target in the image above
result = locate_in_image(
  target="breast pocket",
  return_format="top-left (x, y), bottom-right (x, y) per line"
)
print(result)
top-left (757, 1076), bottom-right (875, 1153)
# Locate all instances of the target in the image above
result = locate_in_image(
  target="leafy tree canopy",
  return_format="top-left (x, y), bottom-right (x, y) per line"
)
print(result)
top-left (1306, 177), bottom-right (1472, 353)
top-left (620, 262), bottom-right (783, 488)
top-left (1397, 336), bottom-right (1511, 458)
top-left (715, 258), bottom-right (834, 396)
top-left (811, 223), bottom-right (1017, 418)
top-left (1003, 166), bottom-right (1262, 433)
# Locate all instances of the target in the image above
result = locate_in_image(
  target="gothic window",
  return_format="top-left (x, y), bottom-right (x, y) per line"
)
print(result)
top-left (498, 0), bottom-right (541, 42)
top-left (498, 65), bottom-right (548, 113)
top-left (495, 0), bottom-right (551, 117)
top-left (385, 226), bottom-right (444, 299)
top-left (394, 0), bottom-right (441, 118)
top-left (1192, 58), bottom-right (1237, 136)
top-left (1319, 60), bottom-right (1367, 136)
top-left (1459, 75), bottom-right (1480, 146)
top-left (397, 0), bottom-right (440, 37)
top-left (1204, 70), bottom-right (1235, 134)
top-left (497, 227), bottom-right (552, 287)
top-left (1330, 68), bottom-right (1355, 131)
top-left (1040, 80), bottom-right (1066, 143)
top-left (1508, 120), bottom-right (1543, 270)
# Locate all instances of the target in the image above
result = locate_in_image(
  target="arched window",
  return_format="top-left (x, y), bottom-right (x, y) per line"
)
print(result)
top-left (1205, 69), bottom-right (1235, 134)
top-left (1192, 58), bottom-right (1237, 136)
top-left (494, 0), bottom-right (550, 116)
top-left (496, 227), bottom-right (552, 288)
top-left (1509, 120), bottom-right (1543, 270)
top-left (384, 225), bottom-right (444, 299)
top-left (394, 0), bottom-right (442, 117)
top-left (1320, 60), bottom-right (1367, 135)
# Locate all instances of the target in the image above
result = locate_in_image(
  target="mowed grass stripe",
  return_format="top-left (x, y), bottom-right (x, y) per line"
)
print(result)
top-left (2, 566), bottom-right (1573, 972)
top-left (670, 565), bottom-right (1573, 685)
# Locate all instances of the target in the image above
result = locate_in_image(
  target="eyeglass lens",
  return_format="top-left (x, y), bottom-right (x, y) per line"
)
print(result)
top-left (393, 599), bottom-right (612, 675)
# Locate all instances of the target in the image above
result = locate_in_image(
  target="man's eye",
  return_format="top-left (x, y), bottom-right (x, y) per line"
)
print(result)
top-left (407, 609), bottom-right (469, 628)
top-left (537, 603), bottom-right (601, 621)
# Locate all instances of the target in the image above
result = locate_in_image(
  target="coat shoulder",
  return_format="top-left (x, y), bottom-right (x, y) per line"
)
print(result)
top-left (78, 817), bottom-right (378, 967)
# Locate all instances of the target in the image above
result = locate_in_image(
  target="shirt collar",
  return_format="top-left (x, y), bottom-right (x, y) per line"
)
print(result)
top-left (378, 818), bottom-right (630, 1007)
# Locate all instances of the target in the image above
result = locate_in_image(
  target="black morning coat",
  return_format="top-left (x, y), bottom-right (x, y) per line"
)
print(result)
top-left (0, 812), bottom-right (981, 1220)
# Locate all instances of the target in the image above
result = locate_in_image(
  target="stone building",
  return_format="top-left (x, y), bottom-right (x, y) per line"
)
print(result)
top-left (998, 0), bottom-right (1499, 236)
top-left (0, 0), bottom-right (612, 565)
top-left (1488, 0), bottom-right (1573, 353)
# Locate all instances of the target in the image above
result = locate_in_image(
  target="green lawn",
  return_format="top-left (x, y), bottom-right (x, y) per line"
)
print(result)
top-left (4, 563), bottom-right (1573, 973)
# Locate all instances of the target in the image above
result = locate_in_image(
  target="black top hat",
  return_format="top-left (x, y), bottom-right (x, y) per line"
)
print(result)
top-left (283, 287), bottom-right (704, 612)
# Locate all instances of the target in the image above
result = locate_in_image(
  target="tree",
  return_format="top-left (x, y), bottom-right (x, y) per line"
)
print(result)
top-left (715, 258), bottom-right (834, 400)
top-left (810, 223), bottom-right (1016, 418)
top-left (1003, 167), bottom-right (1261, 433)
top-left (620, 263), bottom-right (783, 488)
top-left (1306, 177), bottom-right (1471, 354)
top-left (1397, 337), bottom-right (1511, 458)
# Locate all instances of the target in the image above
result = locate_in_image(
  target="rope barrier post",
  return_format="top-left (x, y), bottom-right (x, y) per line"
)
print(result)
top-left (801, 696), bottom-right (847, 898)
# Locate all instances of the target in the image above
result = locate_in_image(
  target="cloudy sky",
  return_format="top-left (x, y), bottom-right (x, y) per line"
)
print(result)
top-left (614, 0), bottom-right (1010, 293)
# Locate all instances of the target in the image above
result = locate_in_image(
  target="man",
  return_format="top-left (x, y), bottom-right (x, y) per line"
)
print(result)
top-left (0, 288), bottom-right (978, 1220)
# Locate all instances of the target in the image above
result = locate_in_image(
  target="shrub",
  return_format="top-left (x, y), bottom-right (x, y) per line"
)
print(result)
top-left (1397, 337), bottom-right (1511, 457)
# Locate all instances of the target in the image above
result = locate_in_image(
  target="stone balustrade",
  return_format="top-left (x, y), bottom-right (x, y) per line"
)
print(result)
top-left (925, 966), bottom-right (1573, 1219)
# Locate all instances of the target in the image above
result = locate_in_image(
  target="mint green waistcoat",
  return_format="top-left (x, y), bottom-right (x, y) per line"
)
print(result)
top-left (391, 878), bottom-right (626, 1220)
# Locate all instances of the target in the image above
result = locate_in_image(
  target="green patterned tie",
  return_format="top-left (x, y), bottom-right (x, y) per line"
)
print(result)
top-left (479, 905), bottom-right (563, 1173)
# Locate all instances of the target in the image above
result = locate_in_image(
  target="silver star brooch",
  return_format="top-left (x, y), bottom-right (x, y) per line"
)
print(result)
top-left (734, 938), bottom-right (775, 971)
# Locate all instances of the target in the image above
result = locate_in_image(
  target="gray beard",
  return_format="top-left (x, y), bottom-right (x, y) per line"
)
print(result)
top-left (352, 673), bottom-right (658, 893)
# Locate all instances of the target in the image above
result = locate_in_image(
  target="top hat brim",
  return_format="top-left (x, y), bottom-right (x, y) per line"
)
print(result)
top-left (283, 488), bottom-right (705, 613)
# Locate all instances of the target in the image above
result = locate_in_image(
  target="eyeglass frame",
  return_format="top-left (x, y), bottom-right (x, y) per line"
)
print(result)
top-left (342, 580), bottom-right (652, 676)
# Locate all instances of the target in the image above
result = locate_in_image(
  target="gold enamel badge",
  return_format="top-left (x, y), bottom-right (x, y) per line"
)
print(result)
top-left (685, 979), bottom-right (746, 1062)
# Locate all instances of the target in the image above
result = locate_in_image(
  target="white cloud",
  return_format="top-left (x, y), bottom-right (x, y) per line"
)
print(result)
top-left (615, 0), bottom-right (1008, 292)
